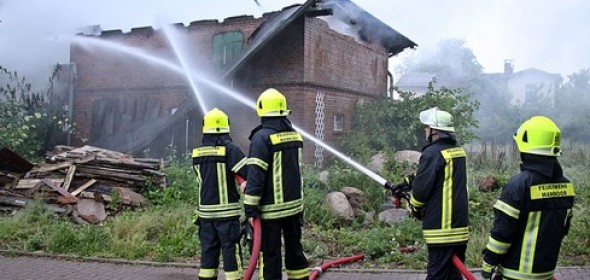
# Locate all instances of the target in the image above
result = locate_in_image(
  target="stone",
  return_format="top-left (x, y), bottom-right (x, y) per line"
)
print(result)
top-left (394, 150), bottom-right (421, 165)
top-left (368, 152), bottom-right (387, 173)
top-left (378, 208), bottom-right (409, 225)
top-left (76, 198), bottom-right (107, 224)
top-left (325, 192), bottom-right (354, 221)
top-left (340, 186), bottom-right (366, 210)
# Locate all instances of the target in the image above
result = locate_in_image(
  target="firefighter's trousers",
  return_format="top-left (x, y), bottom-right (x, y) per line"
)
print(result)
top-left (198, 219), bottom-right (243, 280)
top-left (260, 213), bottom-right (309, 280)
top-left (426, 244), bottom-right (467, 280)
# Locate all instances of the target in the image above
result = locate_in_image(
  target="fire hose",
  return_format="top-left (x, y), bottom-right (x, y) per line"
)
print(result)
top-left (235, 175), bottom-right (262, 280)
top-left (309, 254), bottom-right (366, 280)
top-left (451, 255), bottom-right (477, 280)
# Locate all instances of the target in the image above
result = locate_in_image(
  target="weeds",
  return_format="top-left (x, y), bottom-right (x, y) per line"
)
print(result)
top-left (0, 142), bottom-right (588, 269)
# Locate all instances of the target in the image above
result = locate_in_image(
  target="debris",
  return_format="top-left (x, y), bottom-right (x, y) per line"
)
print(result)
top-left (0, 145), bottom-right (166, 223)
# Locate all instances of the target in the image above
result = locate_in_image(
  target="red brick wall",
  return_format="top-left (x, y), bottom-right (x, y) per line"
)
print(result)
top-left (303, 17), bottom-right (389, 96)
top-left (70, 12), bottom-right (391, 165)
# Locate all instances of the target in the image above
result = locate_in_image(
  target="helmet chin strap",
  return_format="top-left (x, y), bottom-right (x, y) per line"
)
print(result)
top-left (426, 128), bottom-right (438, 143)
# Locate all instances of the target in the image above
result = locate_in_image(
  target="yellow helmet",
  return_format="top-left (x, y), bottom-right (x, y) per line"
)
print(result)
top-left (514, 116), bottom-right (561, 156)
top-left (419, 107), bottom-right (455, 132)
top-left (202, 107), bottom-right (230, 134)
top-left (256, 88), bottom-right (291, 117)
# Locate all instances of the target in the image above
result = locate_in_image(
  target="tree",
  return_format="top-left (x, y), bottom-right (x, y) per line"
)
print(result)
top-left (342, 84), bottom-right (479, 160)
top-left (400, 38), bottom-right (483, 80)
top-left (553, 68), bottom-right (590, 141)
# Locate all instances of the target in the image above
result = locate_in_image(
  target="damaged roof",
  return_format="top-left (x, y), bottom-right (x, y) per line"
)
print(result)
top-left (223, 0), bottom-right (417, 78)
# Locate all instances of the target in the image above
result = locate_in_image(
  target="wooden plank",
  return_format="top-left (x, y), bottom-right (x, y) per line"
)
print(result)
top-left (92, 158), bottom-right (156, 170)
top-left (0, 195), bottom-right (68, 214)
top-left (62, 165), bottom-right (77, 192)
top-left (28, 161), bottom-right (72, 175)
top-left (42, 179), bottom-right (78, 201)
top-left (76, 167), bottom-right (146, 181)
top-left (80, 163), bottom-right (143, 174)
top-left (71, 179), bottom-right (97, 197)
top-left (15, 178), bottom-right (63, 189)
top-left (76, 145), bottom-right (133, 161)
top-left (134, 158), bottom-right (163, 164)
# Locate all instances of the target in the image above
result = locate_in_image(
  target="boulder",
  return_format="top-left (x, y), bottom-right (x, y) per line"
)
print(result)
top-left (368, 152), bottom-right (387, 173)
top-left (76, 198), bottom-right (107, 224)
top-left (325, 192), bottom-right (354, 221)
top-left (378, 208), bottom-right (409, 225)
top-left (340, 186), bottom-right (366, 209)
top-left (394, 150), bottom-right (421, 165)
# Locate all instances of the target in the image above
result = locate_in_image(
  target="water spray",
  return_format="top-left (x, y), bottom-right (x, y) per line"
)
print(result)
top-left (71, 36), bottom-right (389, 187)
top-left (160, 21), bottom-right (209, 114)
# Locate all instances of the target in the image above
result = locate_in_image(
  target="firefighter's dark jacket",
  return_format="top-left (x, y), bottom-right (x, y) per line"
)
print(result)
top-left (192, 134), bottom-right (248, 221)
top-left (409, 132), bottom-right (469, 246)
top-left (484, 154), bottom-right (574, 280)
top-left (244, 117), bottom-right (304, 220)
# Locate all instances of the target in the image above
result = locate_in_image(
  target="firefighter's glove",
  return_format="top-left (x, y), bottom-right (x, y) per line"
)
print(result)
top-left (240, 220), bottom-right (253, 252)
top-left (481, 260), bottom-right (496, 280)
top-left (384, 181), bottom-right (410, 200)
top-left (410, 205), bottom-right (423, 220)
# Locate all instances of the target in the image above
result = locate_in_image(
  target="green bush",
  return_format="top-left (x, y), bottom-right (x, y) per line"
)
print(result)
top-left (342, 86), bottom-right (479, 159)
top-left (0, 65), bottom-right (79, 161)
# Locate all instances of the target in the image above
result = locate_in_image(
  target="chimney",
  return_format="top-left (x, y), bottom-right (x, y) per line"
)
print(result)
top-left (504, 59), bottom-right (514, 76)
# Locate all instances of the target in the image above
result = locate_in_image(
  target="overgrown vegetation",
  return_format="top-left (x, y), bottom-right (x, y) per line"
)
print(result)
top-left (1, 143), bottom-right (588, 268)
top-left (342, 85), bottom-right (479, 161)
top-left (0, 65), bottom-right (79, 161)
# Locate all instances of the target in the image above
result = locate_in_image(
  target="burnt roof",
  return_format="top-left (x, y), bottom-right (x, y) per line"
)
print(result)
top-left (223, 0), bottom-right (417, 78)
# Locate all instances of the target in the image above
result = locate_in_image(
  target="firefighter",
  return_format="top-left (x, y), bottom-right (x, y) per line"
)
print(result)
top-left (244, 88), bottom-right (309, 280)
top-left (409, 107), bottom-right (469, 280)
top-left (481, 116), bottom-right (575, 280)
top-left (192, 107), bottom-right (248, 280)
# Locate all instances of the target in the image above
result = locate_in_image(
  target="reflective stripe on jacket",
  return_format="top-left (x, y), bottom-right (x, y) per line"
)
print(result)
top-left (410, 134), bottom-right (469, 245)
top-left (485, 155), bottom-right (574, 280)
top-left (192, 138), bottom-right (248, 220)
top-left (244, 117), bottom-right (304, 220)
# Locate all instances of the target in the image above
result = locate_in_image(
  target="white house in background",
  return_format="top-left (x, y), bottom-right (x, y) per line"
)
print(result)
top-left (502, 61), bottom-right (562, 106)
top-left (396, 72), bottom-right (464, 96)
top-left (396, 60), bottom-right (563, 106)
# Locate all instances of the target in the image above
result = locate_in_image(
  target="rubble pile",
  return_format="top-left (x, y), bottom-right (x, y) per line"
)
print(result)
top-left (0, 146), bottom-right (166, 224)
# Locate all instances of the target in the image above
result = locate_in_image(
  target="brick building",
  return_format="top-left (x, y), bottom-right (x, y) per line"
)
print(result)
top-left (66, 0), bottom-right (416, 165)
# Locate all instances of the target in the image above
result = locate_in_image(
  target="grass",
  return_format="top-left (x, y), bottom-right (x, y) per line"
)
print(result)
top-left (0, 141), bottom-right (589, 269)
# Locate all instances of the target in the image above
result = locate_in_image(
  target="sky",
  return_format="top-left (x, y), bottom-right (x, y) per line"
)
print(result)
top-left (1, 0), bottom-right (589, 87)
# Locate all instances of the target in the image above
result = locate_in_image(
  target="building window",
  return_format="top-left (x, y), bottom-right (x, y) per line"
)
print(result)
top-left (212, 31), bottom-right (244, 68)
top-left (334, 113), bottom-right (344, 132)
